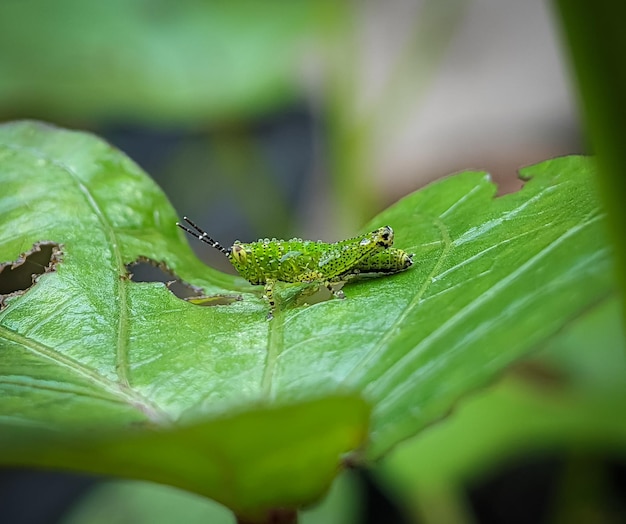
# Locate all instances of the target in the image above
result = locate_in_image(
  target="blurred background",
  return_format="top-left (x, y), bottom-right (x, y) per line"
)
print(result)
top-left (1, 0), bottom-right (624, 522)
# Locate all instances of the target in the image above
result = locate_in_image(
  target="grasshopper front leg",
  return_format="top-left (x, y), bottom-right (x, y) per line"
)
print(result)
top-left (264, 278), bottom-right (277, 320)
top-left (325, 281), bottom-right (345, 300)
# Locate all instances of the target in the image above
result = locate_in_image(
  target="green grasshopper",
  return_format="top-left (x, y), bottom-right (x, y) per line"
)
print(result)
top-left (177, 217), bottom-right (413, 318)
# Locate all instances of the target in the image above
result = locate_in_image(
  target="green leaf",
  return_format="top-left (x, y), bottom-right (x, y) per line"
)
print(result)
top-left (0, 121), bottom-right (368, 520)
top-left (6, 396), bottom-right (366, 521)
top-left (0, 122), bottom-right (614, 517)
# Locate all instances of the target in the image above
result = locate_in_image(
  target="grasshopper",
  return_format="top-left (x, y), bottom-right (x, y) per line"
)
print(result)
top-left (177, 217), bottom-right (413, 318)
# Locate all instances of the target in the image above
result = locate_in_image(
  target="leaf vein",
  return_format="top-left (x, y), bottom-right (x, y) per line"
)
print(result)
top-left (1, 142), bottom-right (131, 387)
top-left (343, 216), bottom-right (453, 383)
top-left (0, 375), bottom-right (138, 404)
top-left (0, 324), bottom-right (170, 422)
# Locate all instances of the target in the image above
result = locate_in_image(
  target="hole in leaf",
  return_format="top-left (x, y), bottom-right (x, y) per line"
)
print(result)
top-left (0, 241), bottom-right (62, 310)
top-left (126, 257), bottom-right (241, 306)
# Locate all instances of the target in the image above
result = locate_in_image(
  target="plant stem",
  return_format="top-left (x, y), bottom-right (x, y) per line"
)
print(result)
top-left (236, 508), bottom-right (298, 524)
top-left (552, 0), bottom-right (626, 326)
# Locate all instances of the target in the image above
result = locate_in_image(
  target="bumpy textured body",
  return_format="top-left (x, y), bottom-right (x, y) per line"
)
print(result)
top-left (229, 227), bottom-right (395, 284)
top-left (177, 218), bottom-right (413, 318)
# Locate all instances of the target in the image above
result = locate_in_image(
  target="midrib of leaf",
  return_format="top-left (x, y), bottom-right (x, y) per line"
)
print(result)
top-left (371, 209), bottom-right (607, 408)
top-left (262, 303), bottom-right (286, 397)
top-left (1, 141), bottom-right (170, 425)
top-left (342, 216), bottom-right (453, 386)
top-left (5, 142), bottom-right (132, 386)
top-left (71, 176), bottom-right (131, 388)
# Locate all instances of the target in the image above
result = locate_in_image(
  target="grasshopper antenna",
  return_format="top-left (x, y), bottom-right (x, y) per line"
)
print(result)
top-left (177, 217), bottom-right (231, 256)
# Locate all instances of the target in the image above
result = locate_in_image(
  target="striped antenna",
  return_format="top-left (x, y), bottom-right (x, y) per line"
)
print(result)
top-left (176, 217), bottom-right (231, 256)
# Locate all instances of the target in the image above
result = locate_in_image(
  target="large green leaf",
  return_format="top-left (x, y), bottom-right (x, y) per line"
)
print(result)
top-left (0, 122), bottom-right (614, 518)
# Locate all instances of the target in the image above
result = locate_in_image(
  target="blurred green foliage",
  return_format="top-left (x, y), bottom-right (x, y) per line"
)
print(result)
top-left (0, 0), bottom-right (464, 234)
top-left (553, 0), bottom-right (626, 323)
top-left (0, 0), bottom-right (334, 123)
top-left (380, 299), bottom-right (626, 521)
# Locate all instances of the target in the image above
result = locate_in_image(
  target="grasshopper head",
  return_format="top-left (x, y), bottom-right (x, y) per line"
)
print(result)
top-left (229, 242), bottom-right (259, 283)
top-left (231, 243), bottom-right (249, 264)
top-left (371, 225), bottom-right (394, 248)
